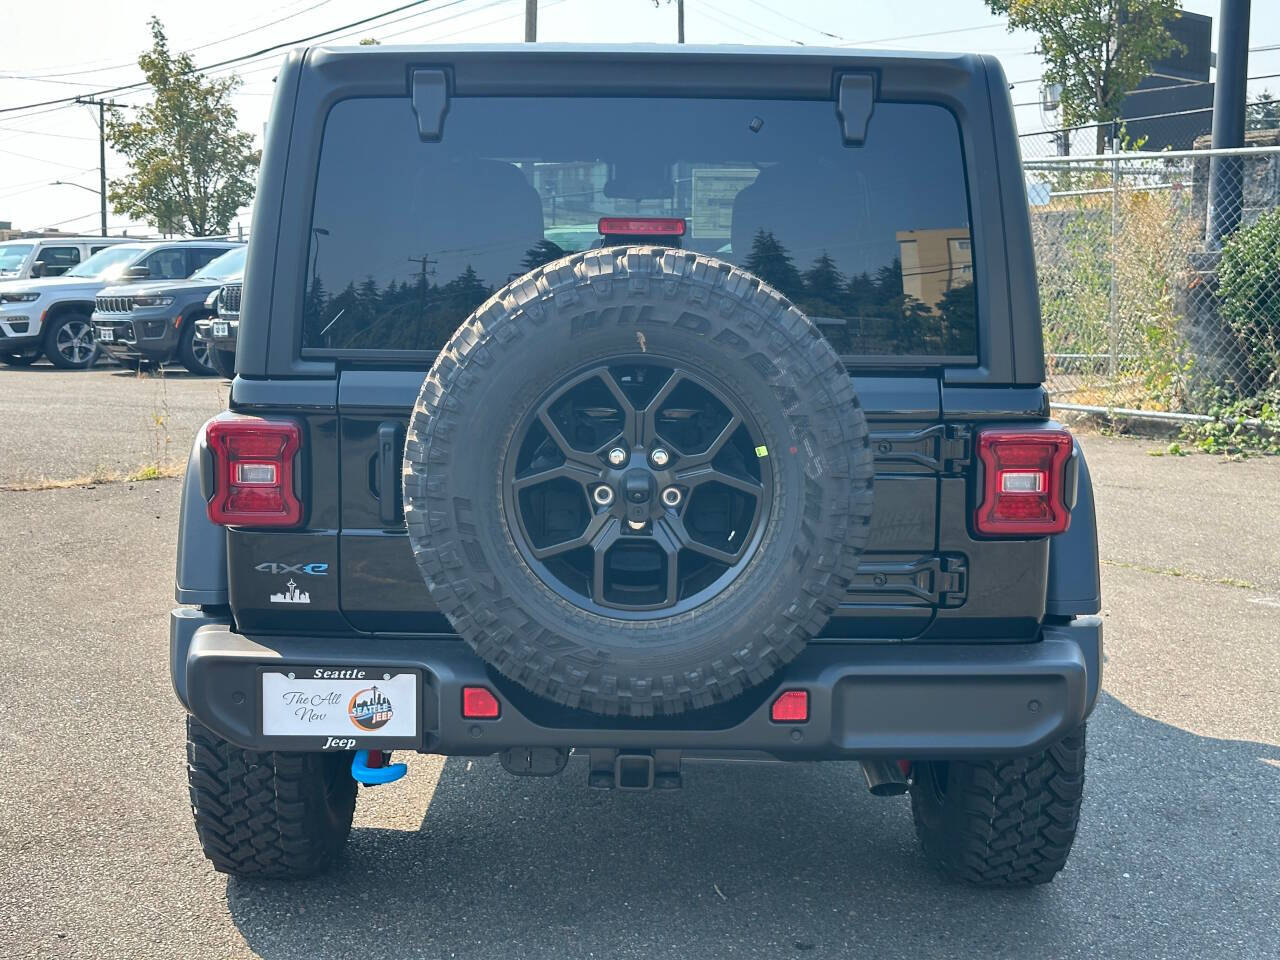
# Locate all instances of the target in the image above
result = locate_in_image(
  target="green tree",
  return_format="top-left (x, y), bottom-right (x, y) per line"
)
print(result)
top-left (1247, 89), bottom-right (1280, 132)
top-left (742, 230), bottom-right (804, 301)
top-left (1217, 207), bottom-right (1280, 393)
top-left (801, 252), bottom-right (847, 314)
top-left (106, 18), bottom-right (259, 235)
top-left (986, 0), bottom-right (1183, 153)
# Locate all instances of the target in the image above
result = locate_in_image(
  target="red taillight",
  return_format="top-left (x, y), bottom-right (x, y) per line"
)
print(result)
top-left (597, 217), bottom-right (686, 237)
top-left (462, 686), bottom-right (501, 719)
top-left (205, 415), bottom-right (302, 527)
top-left (770, 689), bottom-right (809, 723)
top-left (974, 429), bottom-right (1073, 536)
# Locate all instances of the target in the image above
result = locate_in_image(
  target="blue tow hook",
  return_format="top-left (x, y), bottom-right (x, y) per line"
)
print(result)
top-left (351, 749), bottom-right (408, 786)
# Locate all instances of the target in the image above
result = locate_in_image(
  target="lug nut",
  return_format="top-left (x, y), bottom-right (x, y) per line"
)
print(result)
top-left (650, 447), bottom-right (670, 467)
top-left (607, 447), bottom-right (627, 466)
top-left (593, 485), bottom-right (615, 506)
top-left (661, 486), bottom-right (682, 507)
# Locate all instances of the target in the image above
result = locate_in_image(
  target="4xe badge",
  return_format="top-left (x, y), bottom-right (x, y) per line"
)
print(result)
top-left (256, 561), bottom-right (328, 576)
top-left (348, 687), bottom-right (394, 731)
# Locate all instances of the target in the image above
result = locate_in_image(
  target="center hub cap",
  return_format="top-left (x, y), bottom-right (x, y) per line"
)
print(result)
top-left (622, 468), bottom-right (655, 519)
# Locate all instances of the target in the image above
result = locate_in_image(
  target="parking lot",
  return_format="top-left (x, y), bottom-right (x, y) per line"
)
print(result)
top-left (1, 366), bottom-right (1277, 960)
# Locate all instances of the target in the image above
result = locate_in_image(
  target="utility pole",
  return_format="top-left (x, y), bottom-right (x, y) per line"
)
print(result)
top-left (677, 0), bottom-right (685, 44)
top-left (75, 96), bottom-right (121, 237)
top-left (1206, 0), bottom-right (1251, 249)
top-left (524, 0), bottom-right (537, 41)
top-left (408, 253), bottom-right (438, 351)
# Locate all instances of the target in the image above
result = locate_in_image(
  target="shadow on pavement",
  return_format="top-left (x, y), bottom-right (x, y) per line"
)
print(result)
top-left (226, 694), bottom-right (1280, 960)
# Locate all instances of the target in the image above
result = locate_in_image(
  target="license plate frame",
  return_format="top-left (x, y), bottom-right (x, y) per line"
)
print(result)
top-left (259, 666), bottom-right (422, 751)
top-left (97, 327), bottom-right (113, 342)
top-left (211, 321), bottom-right (229, 338)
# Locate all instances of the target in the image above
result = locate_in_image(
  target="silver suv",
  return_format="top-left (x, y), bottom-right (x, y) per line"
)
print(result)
top-left (0, 240), bottom-right (236, 369)
top-left (0, 236), bottom-right (128, 283)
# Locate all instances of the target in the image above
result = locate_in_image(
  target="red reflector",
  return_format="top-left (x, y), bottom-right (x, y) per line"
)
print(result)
top-left (205, 415), bottom-right (302, 527)
top-left (462, 686), bottom-right (500, 719)
top-left (597, 216), bottom-right (686, 237)
top-left (974, 429), bottom-right (1073, 536)
top-left (770, 689), bottom-right (809, 723)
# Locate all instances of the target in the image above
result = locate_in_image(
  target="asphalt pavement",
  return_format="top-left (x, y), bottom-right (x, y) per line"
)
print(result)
top-left (0, 364), bottom-right (228, 487)
top-left (0, 374), bottom-right (1276, 959)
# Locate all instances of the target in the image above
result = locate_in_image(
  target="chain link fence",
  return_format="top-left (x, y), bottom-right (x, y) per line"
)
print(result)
top-left (1021, 143), bottom-right (1280, 433)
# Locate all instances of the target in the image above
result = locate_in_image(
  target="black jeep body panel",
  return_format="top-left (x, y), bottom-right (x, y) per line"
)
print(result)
top-left (174, 44), bottom-right (1100, 758)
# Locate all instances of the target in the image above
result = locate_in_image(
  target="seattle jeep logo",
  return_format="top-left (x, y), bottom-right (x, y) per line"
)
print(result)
top-left (348, 686), bottom-right (394, 731)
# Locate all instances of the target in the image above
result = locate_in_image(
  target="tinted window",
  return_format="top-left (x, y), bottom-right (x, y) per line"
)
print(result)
top-left (192, 246), bottom-right (246, 281)
top-left (39, 245), bottom-right (81, 275)
top-left (186, 247), bottom-right (231, 275)
top-left (303, 97), bottom-right (976, 358)
top-left (0, 243), bottom-right (34, 273)
top-left (142, 248), bottom-right (189, 280)
top-left (66, 244), bottom-right (145, 279)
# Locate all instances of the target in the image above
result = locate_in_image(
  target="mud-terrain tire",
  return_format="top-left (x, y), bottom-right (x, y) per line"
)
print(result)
top-left (910, 725), bottom-right (1087, 886)
top-left (186, 718), bottom-right (357, 879)
top-left (403, 247), bottom-right (873, 717)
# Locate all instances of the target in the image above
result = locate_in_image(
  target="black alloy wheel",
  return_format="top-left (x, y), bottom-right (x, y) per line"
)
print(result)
top-left (505, 358), bottom-right (773, 616)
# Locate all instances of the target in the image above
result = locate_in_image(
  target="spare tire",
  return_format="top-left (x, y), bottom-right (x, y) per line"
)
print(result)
top-left (403, 247), bottom-right (873, 716)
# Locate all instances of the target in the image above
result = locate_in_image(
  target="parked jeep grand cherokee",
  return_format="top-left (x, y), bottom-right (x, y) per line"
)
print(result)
top-left (0, 239), bottom-right (237, 369)
top-left (193, 278), bottom-right (241, 378)
top-left (172, 45), bottom-right (1101, 887)
top-left (94, 244), bottom-right (244, 374)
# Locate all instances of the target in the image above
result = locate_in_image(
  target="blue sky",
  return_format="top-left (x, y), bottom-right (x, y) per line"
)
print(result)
top-left (1, 0), bottom-right (1278, 234)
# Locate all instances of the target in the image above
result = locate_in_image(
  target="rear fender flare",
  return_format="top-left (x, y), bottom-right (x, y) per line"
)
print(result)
top-left (175, 424), bottom-right (228, 606)
top-left (1046, 440), bottom-right (1101, 616)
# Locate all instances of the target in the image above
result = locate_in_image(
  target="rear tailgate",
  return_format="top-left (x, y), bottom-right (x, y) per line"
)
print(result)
top-left (334, 370), bottom-right (961, 639)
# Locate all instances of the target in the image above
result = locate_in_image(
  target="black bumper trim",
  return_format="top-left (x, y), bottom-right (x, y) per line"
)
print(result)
top-left (171, 610), bottom-right (1101, 759)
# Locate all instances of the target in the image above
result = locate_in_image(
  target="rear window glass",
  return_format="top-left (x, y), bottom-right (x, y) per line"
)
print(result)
top-left (302, 96), bottom-right (976, 358)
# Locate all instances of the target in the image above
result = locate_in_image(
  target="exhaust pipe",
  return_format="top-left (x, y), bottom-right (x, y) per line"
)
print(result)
top-left (861, 758), bottom-right (909, 797)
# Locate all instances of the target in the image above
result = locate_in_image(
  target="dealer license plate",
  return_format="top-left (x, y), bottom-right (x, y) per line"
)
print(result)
top-left (261, 668), bottom-right (419, 747)
top-left (97, 327), bottom-right (113, 342)
top-left (212, 321), bottom-right (229, 337)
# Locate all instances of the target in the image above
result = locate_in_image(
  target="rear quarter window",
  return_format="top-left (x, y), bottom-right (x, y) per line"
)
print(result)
top-left (301, 95), bottom-right (976, 360)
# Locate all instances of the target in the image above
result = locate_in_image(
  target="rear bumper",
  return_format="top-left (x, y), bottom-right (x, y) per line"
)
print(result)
top-left (171, 609), bottom-right (1101, 759)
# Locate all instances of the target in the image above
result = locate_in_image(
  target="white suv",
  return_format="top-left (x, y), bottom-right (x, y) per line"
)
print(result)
top-left (0, 240), bottom-right (237, 369)
top-left (0, 236), bottom-right (128, 283)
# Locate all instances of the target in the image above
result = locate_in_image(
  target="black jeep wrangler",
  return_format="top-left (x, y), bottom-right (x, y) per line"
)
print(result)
top-left (172, 45), bottom-right (1101, 887)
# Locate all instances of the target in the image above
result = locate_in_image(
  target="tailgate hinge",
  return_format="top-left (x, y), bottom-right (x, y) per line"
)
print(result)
top-left (850, 554), bottom-right (968, 607)
top-left (871, 424), bottom-right (971, 474)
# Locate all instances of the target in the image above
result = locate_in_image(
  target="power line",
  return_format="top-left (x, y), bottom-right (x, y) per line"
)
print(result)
top-left (0, 0), bottom-right (445, 115)
top-left (696, 1), bottom-right (794, 44)
top-left (1, 0), bottom-right (339, 82)
top-left (0, 145), bottom-right (94, 169)
top-left (739, 0), bottom-right (847, 41)
top-left (699, 0), bottom-right (804, 44)
top-left (838, 22), bottom-right (1008, 46)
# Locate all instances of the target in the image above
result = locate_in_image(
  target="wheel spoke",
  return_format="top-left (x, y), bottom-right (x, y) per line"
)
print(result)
top-left (677, 413), bottom-right (742, 468)
top-left (588, 517), bottom-right (622, 602)
top-left (512, 459), bottom-right (601, 493)
top-left (673, 463), bottom-right (762, 497)
top-left (639, 370), bottom-right (683, 446)
top-left (656, 514), bottom-right (742, 565)
top-left (596, 368), bottom-right (641, 446)
top-left (531, 510), bottom-right (614, 561)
